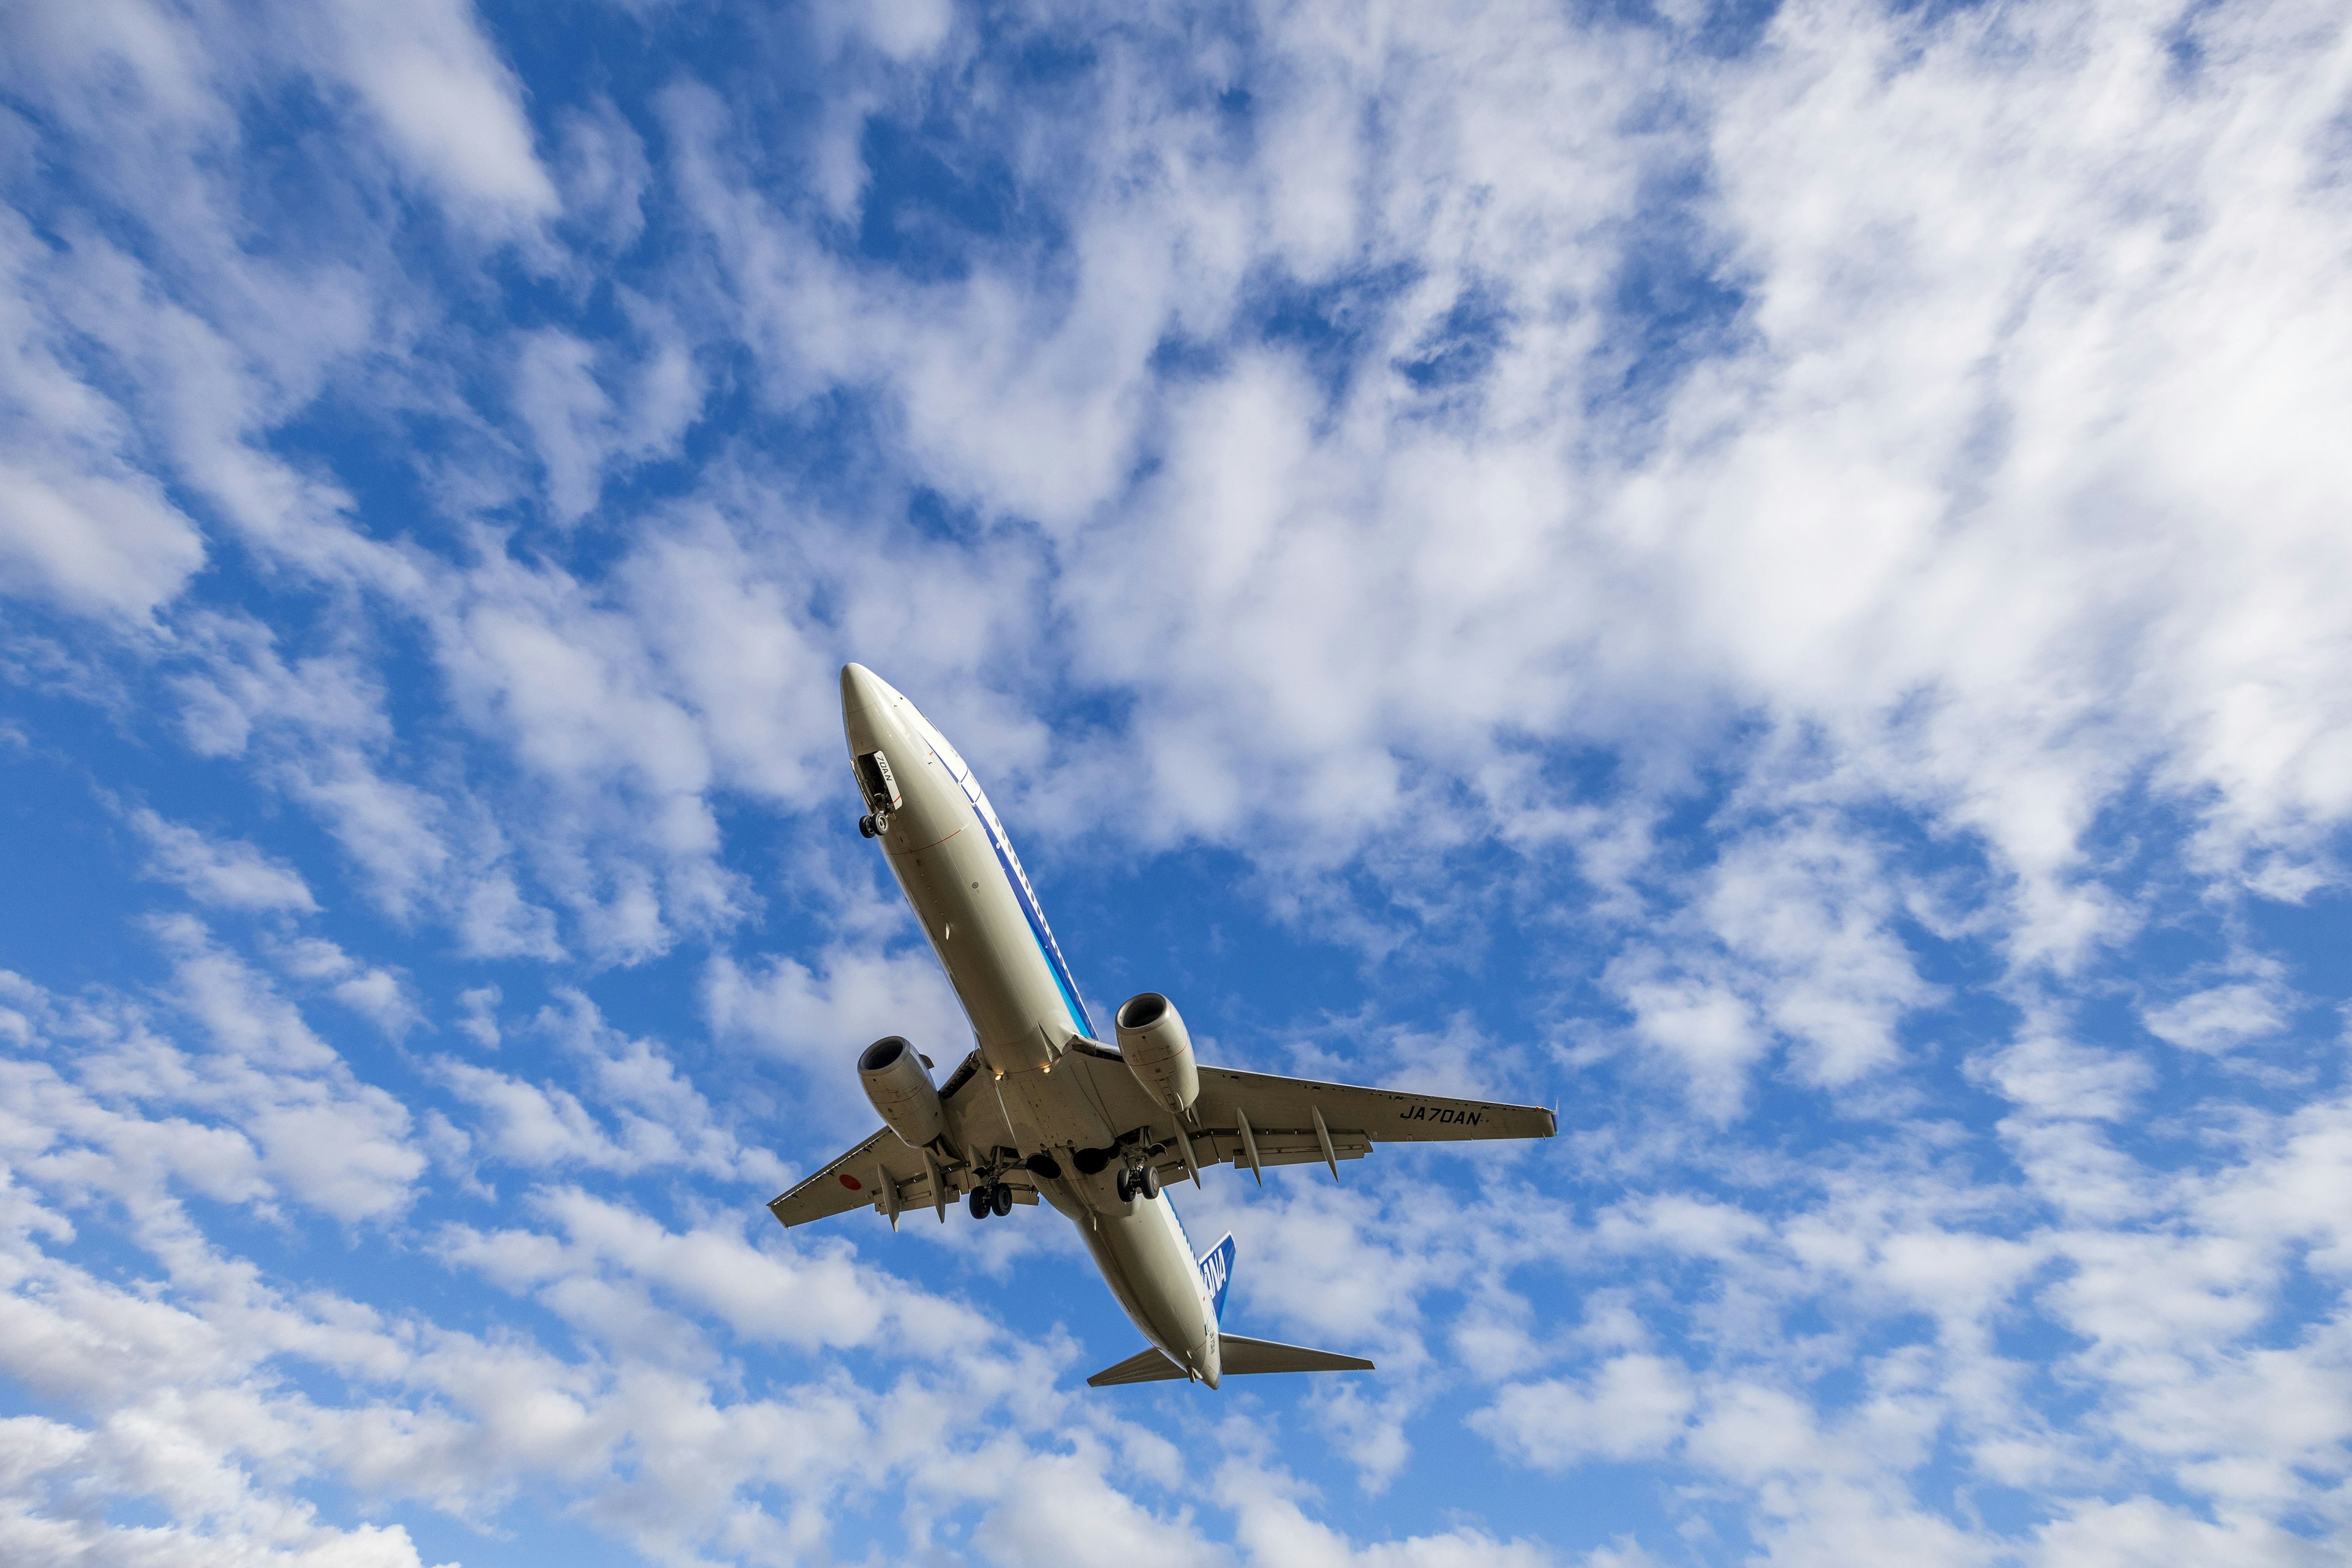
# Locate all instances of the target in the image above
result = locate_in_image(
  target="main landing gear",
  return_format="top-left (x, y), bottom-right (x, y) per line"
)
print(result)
top-left (967, 1180), bottom-right (1013, 1219)
top-left (1115, 1165), bottom-right (1162, 1204)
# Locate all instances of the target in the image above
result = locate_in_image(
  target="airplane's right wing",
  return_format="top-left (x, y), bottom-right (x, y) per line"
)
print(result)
top-left (767, 1123), bottom-right (928, 1228)
top-left (767, 1050), bottom-right (1025, 1229)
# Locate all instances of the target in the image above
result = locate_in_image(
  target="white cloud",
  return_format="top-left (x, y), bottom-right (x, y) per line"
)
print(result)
top-left (653, 0), bottom-right (2352, 982)
top-left (554, 97), bottom-right (650, 250)
top-left (130, 807), bottom-right (320, 914)
top-left (0, 213), bottom-right (208, 621)
top-left (1220, 1458), bottom-right (1558, 1568)
top-left (973, 1444), bottom-right (1228, 1568)
top-left (454, 985), bottom-right (500, 1049)
top-left (2143, 982), bottom-right (2291, 1054)
top-left (1971, 1023), bottom-right (2153, 1123)
top-left (2030, 1496), bottom-right (2339, 1568)
top-left (1472, 1354), bottom-right (1697, 1469)
top-left (149, 919), bottom-right (427, 1222)
top-left (4, 0), bottom-right (2352, 1560)
top-left (0, 952), bottom-right (1123, 1568)
top-left (1614, 972), bottom-right (1766, 1123)
top-left (440, 1183), bottom-right (992, 1357)
top-left (437, 990), bottom-right (783, 1187)
top-left (318, 0), bottom-right (559, 228)
top-left (0, 454), bottom-right (205, 622)
top-left (0, 1413), bottom-right (447, 1568)
top-left (266, 937), bottom-right (419, 1037)
top-left (511, 303), bottom-right (703, 526)
top-left (703, 941), bottom-right (967, 1132)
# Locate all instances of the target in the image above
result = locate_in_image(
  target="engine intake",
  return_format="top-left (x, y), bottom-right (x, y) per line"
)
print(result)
top-left (859, 1036), bottom-right (944, 1150)
top-left (1115, 992), bottom-right (1198, 1118)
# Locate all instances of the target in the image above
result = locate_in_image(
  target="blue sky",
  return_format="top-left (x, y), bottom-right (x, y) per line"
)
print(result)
top-left (2, 0), bottom-right (2350, 1564)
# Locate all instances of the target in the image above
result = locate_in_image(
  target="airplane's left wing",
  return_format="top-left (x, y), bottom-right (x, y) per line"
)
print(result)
top-left (1194, 1064), bottom-right (1555, 1148)
top-left (1063, 1044), bottom-right (1555, 1181)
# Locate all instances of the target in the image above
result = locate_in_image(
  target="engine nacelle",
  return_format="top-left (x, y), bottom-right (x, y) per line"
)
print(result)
top-left (859, 1036), bottom-right (944, 1149)
top-left (1115, 992), bottom-right (1198, 1118)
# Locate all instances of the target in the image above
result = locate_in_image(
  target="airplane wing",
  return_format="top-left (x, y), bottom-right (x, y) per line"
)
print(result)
top-left (1063, 1043), bottom-right (1555, 1182)
top-left (768, 1051), bottom-right (1028, 1228)
top-left (768, 1123), bottom-right (923, 1227)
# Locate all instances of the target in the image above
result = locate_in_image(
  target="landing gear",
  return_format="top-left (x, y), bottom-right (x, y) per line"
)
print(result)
top-left (858, 813), bottom-right (880, 839)
top-left (990, 1182), bottom-right (1012, 1218)
top-left (968, 1186), bottom-right (990, 1219)
top-left (1116, 1166), bottom-right (1163, 1203)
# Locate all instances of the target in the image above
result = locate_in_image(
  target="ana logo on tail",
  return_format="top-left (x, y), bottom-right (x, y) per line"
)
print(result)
top-left (1198, 1233), bottom-right (1235, 1324)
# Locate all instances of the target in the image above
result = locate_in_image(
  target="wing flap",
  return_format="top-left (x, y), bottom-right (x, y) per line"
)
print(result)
top-left (1218, 1333), bottom-right (1376, 1376)
top-left (1169, 1129), bottom-right (1372, 1172)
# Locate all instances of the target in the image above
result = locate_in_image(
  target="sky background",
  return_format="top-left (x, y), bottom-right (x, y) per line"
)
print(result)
top-left (2, 0), bottom-right (2350, 1564)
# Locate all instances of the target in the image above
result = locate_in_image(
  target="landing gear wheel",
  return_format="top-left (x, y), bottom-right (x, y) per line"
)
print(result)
top-left (1115, 1170), bottom-right (1136, 1203)
top-left (968, 1186), bottom-right (990, 1220)
top-left (858, 814), bottom-right (879, 839)
top-left (990, 1182), bottom-right (1012, 1218)
top-left (1140, 1164), bottom-right (1161, 1200)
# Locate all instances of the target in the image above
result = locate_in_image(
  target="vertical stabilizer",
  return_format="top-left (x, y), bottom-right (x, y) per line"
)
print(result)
top-left (1198, 1232), bottom-right (1235, 1324)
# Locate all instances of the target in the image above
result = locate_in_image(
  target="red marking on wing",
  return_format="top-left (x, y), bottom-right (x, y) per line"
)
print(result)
top-left (839, 1172), bottom-right (863, 1191)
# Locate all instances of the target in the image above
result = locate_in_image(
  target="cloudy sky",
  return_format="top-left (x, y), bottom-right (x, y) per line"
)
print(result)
top-left (2, 0), bottom-right (2350, 1562)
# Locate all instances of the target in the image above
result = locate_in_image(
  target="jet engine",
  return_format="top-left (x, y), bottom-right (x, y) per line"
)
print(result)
top-left (1115, 992), bottom-right (1198, 1118)
top-left (859, 1036), bottom-right (944, 1149)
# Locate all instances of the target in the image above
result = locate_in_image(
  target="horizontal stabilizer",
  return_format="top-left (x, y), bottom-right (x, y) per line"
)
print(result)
top-left (1218, 1333), bottom-right (1374, 1376)
top-left (1087, 1346), bottom-right (1187, 1386)
top-left (1085, 1333), bottom-right (1375, 1388)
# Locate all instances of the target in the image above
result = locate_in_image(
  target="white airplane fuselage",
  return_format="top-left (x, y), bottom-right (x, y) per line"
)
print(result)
top-left (839, 664), bottom-right (1225, 1385)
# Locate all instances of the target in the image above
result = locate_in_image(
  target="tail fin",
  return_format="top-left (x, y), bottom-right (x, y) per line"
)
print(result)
top-left (1197, 1232), bottom-right (1235, 1324)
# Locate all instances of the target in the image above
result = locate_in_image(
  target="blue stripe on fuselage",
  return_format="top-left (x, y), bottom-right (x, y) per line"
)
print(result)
top-left (966, 792), bottom-right (1092, 1038)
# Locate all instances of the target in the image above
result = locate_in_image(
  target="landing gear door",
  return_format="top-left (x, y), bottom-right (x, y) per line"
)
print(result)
top-left (855, 750), bottom-right (903, 815)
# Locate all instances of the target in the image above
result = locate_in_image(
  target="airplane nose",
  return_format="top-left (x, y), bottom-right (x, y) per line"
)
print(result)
top-left (840, 663), bottom-right (891, 753)
top-left (840, 662), bottom-right (883, 715)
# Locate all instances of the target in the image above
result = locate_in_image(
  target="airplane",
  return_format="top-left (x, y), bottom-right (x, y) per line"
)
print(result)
top-left (767, 665), bottom-right (1556, 1388)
